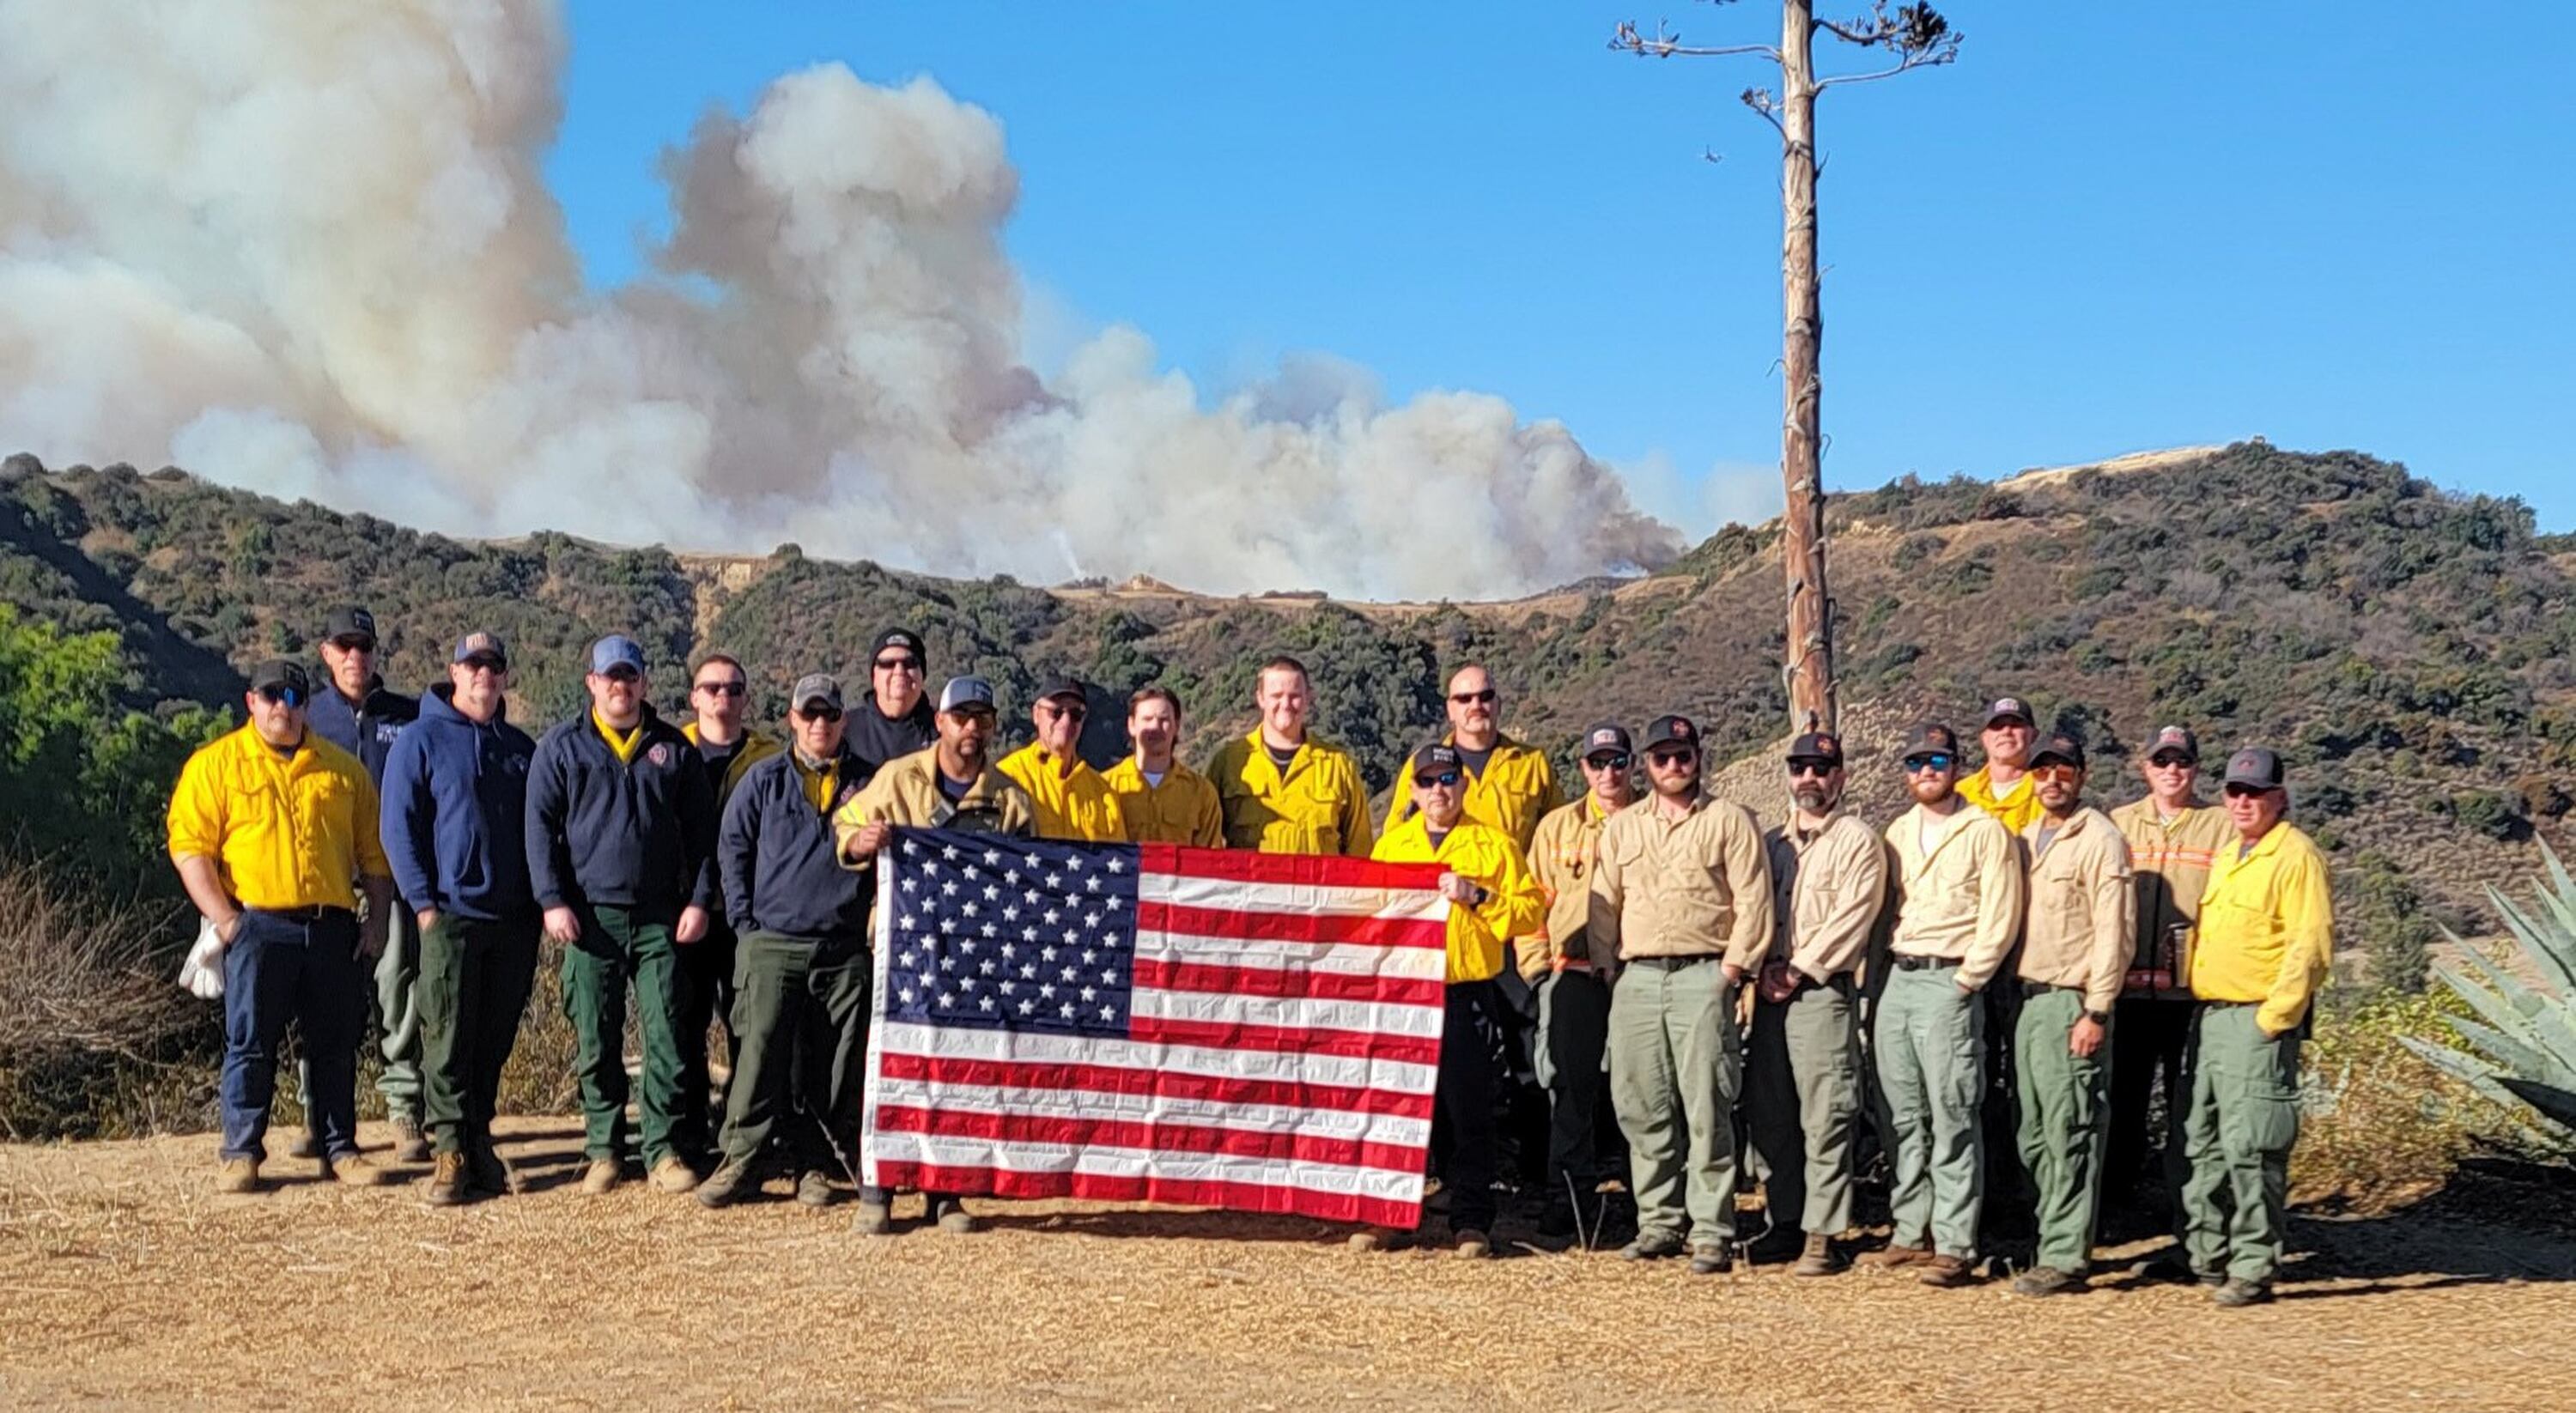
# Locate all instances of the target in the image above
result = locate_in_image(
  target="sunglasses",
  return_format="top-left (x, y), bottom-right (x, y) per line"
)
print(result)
top-left (459, 656), bottom-right (507, 675)
top-left (330, 636), bottom-right (377, 654)
top-left (1583, 753), bottom-right (1631, 770)
top-left (1788, 760), bottom-right (1837, 778)
top-left (1041, 700), bottom-right (1087, 720)
top-left (1646, 749), bottom-right (1697, 767)
top-left (1449, 689), bottom-right (1497, 706)
top-left (948, 706), bottom-right (997, 723)
top-left (873, 656), bottom-right (923, 673)
top-left (256, 684), bottom-right (306, 708)
top-left (1903, 753), bottom-right (1955, 773)
top-left (2222, 783), bottom-right (2275, 799)
top-left (695, 681), bottom-right (747, 698)
top-left (2030, 762), bottom-right (2084, 785)
top-left (2148, 754), bottom-right (2196, 768)
top-left (601, 667), bottom-right (641, 683)
top-left (796, 704), bottom-right (843, 723)
top-left (1414, 771), bottom-right (1462, 788)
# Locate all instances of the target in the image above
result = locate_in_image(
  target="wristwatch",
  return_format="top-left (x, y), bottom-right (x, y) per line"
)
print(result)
top-left (2083, 1009), bottom-right (2111, 1026)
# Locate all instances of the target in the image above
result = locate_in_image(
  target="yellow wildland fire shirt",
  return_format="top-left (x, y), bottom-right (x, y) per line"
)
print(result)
top-left (1524, 793), bottom-right (1616, 980)
top-left (997, 743), bottom-right (1128, 842)
top-left (833, 746), bottom-right (1037, 861)
top-left (1371, 814), bottom-right (1546, 985)
top-left (2017, 807), bottom-right (2136, 1014)
top-left (1381, 733), bottom-right (1561, 853)
top-left (1885, 803), bottom-right (2025, 992)
top-left (167, 725), bottom-right (390, 912)
top-left (1765, 811), bottom-right (1888, 984)
top-left (1102, 756), bottom-right (1225, 847)
top-left (1958, 765), bottom-right (2044, 834)
top-left (2193, 822), bottom-right (2335, 1035)
top-left (1208, 730), bottom-right (1375, 857)
top-left (2109, 797), bottom-right (2233, 998)
top-left (683, 722), bottom-right (781, 808)
top-left (1590, 790), bottom-right (1775, 972)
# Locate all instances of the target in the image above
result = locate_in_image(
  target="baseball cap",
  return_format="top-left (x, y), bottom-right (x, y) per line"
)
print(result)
top-left (1983, 696), bottom-right (2034, 729)
top-left (2146, 725), bottom-right (2201, 764)
top-left (452, 631), bottom-right (508, 669)
top-left (791, 673), bottom-right (842, 713)
top-left (2222, 747), bottom-right (2286, 791)
top-left (870, 628), bottom-right (927, 666)
top-left (323, 607), bottom-right (377, 647)
top-left (2030, 731), bottom-right (2087, 770)
top-left (938, 675), bottom-right (996, 713)
top-left (588, 635), bottom-right (647, 676)
top-left (249, 659), bottom-right (310, 696)
top-left (1786, 731), bottom-right (1844, 767)
top-left (1900, 722), bottom-right (1960, 758)
top-left (1581, 722), bottom-right (1632, 760)
top-left (1035, 676), bottom-right (1086, 705)
top-left (1410, 742), bottom-right (1464, 777)
top-left (1642, 714), bottom-right (1699, 752)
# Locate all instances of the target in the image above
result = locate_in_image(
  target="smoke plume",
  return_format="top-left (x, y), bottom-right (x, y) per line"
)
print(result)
top-left (0, 1), bottom-right (1685, 597)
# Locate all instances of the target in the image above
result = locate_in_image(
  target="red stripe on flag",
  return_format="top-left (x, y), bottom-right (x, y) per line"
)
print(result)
top-left (1134, 900), bottom-right (1447, 951)
top-left (876, 1050), bottom-right (1437, 1121)
top-left (1128, 1013), bottom-right (1441, 1068)
top-left (867, 1161), bottom-right (1423, 1229)
top-left (876, 1104), bottom-right (1423, 1175)
top-left (1140, 843), bottom-right (1444, 894)
top-left (1131, 955), bottom-right (1444, 1008)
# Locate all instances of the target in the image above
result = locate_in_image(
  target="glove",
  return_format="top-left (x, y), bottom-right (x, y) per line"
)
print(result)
top-left (177, 916), bottom-right (227, 1000)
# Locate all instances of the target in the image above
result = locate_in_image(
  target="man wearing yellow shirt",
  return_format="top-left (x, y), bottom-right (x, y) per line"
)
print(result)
top-left (1381, 664), bottom-right (1560, 852)
top-left (997, 678), bottom-right (1127, 842)
top-left (1209, 656), bottom-right (1373, 857)
top-left (1364, 743), bottom-right (1546, 1258)
top-left (2179, 747), bottom-right (2333, 1308)
top-left (1957, 696), bottom-right (2043, 833)
top-left (1103, 686), bottom-right (1224, 846)
top-left (168, 659), bottom-right (396, 1194)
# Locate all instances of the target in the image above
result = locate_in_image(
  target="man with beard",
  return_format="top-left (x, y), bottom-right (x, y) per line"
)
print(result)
top-left (1103, 687), bottom-right (1224, 846)
top-left (526, 635), bottom-right (720, 1196)
top-left (1863, 723), bottom-right (2024, 1288)
top-left (1747, 731), bottom-right (1886, 1277)
top-left (2008, 732), bottom-right (2134, 1295)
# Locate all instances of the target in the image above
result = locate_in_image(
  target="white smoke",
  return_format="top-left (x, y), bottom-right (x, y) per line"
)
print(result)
top-left (0, 0), bottom-right (1686, 597)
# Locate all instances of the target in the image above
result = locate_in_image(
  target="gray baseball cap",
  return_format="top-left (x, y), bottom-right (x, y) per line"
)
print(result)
top-left (791, 673), bottom-right (842, 713)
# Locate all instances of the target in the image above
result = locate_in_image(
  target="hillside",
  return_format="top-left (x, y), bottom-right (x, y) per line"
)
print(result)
top-left (3, 441), bottom-right (2571, 974)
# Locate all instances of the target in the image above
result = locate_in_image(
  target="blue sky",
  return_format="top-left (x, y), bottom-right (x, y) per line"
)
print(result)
top-left (551, 2), bottom-right (2575, 533)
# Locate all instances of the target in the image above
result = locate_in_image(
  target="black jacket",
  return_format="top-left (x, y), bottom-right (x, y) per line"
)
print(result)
top-left (719, 747), bottom-right (877, 939)
top-left (525, 704), bottom-right (716, 916)
top-left (846, 693), bottom-right (936, 771)
top-left (308, 676), bottom-right (417, 784)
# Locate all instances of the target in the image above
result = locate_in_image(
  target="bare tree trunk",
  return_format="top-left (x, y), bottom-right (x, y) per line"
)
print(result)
top-left (1777, 1), bottom-right (1835, 735)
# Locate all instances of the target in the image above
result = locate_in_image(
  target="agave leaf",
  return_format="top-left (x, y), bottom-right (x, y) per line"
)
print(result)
top-left (2490, 887), bottom-right (2576, 997)
top-left (2495, 1076), bottom-right (2576, 1131)
top-left (2431, 962), bottom-right (2546, 1051)
top-left (2437, 931), bottom-right (2543, 1020)
top-left (2440, 1015), bottom-right (2563, 1085)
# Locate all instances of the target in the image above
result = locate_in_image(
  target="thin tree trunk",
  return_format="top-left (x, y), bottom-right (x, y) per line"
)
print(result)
top-left (1777, 1), bottom-right (1834, 735)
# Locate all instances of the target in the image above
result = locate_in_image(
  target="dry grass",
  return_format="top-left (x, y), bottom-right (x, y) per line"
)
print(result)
top-left (0, 1118), bottom-right (2569, 1411)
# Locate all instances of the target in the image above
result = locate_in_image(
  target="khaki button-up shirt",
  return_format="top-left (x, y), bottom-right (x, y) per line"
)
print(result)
top-left (832, 746), bottom-right (1037, 864)
top-left (2017, 807), bottom-right (2136, 1012)
top-left (2108, 797), bottom-right (2232, 998)
top-left (1525, 793), bottom-right (1616, 980)
top-left (1885, 803), bottom-right (2024, 992)
top-left (1590, 791), bottom-right (1774, 970)
top-left (1765, 811), bottom-right (1888, 983)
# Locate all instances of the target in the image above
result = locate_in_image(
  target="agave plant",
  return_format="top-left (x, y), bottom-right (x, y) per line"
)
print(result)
top-left (2402, 842), bottom-right (2576, 1142)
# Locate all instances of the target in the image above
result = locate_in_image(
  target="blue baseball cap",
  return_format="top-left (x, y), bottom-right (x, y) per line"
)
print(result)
top-left (588, 634), bottom-right (647, 676)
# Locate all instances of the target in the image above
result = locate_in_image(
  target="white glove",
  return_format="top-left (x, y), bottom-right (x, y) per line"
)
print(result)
top-left (177, 917), bottom-right (227, 1000)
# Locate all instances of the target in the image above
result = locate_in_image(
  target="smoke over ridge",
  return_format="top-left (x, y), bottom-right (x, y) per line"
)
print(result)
top-left (0, 1), bottom-right (1686, 597)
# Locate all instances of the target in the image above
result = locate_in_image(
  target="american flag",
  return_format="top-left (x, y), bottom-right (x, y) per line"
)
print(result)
top-left (861, 827), bottom-right (1452, 1228)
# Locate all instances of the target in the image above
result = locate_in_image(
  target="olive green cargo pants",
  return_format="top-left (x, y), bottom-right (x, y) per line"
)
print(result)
top-left (1875, 961), bottom-right (1987, 1259)
top-left (562, 904), bottom-right (696, 1168)
top-left (1608, 957), bottom-right (1741, 1250)
top-left (2179, 1003), bottom-right (2303, 1284)
top-left (716, 931), bottom-right (870, 1175)
top-left (1748, 974), bottom-right (1861, 1238)
top-left (2014, 986), bottom-right (2111, 1273)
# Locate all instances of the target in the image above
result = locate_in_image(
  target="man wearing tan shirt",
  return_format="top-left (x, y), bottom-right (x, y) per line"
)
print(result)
top-left (2008, 732), bottom-right (2135, 1296)
top-left (1523, 722), bottom-right (1635, 1240)
top-left (2106, 724), bottom-right (2232, 1209)
top-left (1747, 730), bottom-right (1886, 1277)
top-left (1591, 713), bottom-right (1774, 1274)
top-left (1864, 722), bottom-right (2025, 1287)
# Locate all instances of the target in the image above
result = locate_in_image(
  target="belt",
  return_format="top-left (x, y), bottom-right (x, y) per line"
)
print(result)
top-left (1625, 954), bottom-right (1721, 971)
top-left (1891, 954), bottom-right (1965, 972)
top-left (2020, 979), bottom-right (2082, 998)
top-left (249, 905), bottom-right (355, 923)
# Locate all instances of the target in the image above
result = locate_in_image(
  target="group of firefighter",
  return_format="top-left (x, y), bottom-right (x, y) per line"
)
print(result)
top-left (166, 605), bottom-right (2330, 1307)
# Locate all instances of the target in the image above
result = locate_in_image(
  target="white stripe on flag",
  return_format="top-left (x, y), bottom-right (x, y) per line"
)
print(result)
top-left (872, 1075), bottom-right (1434, 1153)
top-left (1137, 870), bottom-right (1449, 920)
top-left (1128, 985), bottom-right (1446, 1040)
top-left (1133, 929), bottom-right (1450, 979)
top-left (866, 1131), bottom-right (1430, 1204)
top-left (872, 1021), bottom-right (1438, 1095)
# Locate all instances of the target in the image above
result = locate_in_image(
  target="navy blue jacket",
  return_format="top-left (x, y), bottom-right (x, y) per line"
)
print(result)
top-left (525, 704), bottom-right (717, 916)
top-left (309, 676), bottom-right (418, 783)
top-left (380, 684), bottom-right (538, 922)
top-left (846, 693), bottom-right (935, 771)
top-left (720, 747), bottom-right (878, 939)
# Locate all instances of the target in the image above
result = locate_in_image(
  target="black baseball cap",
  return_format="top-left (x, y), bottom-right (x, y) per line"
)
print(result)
top-left (2030, 731), bottom-right (2087, 770)
top-left (2222, 747), bottom-right (2286, 791)
top-left (323, 607), bottom-right (377, 647)
top-left (1411, 742), bottom-right (1464, 777)
top-left (1900, 722), bottom-right (1960, 759)
top-left (1580, 723), bottom-right (1632, 761)
top-left (249, 659), bottom-right (310, 696)
top-left (870, 628), bottom-right (926, 667)
top-left (1983, 696), bottom-right (2034, 729)
top-left (1786, 731), bottom-right (1844, 767)
top-left (2146, 725), bottom-right (2201, 764)
top-left (1035, 676), bottom-right (1086, 706)
top-left (1642, 714), bottom-right (1700, 753)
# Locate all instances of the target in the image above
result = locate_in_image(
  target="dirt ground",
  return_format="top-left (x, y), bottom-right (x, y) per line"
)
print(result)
top-left (0, 1118), bottom-right (2567, 1411)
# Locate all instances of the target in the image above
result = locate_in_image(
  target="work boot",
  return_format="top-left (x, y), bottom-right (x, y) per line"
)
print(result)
top-left (1793, 1232), bottom-right (1846, 1277)
top-left (1858, 1240), bottom-right (1933, 1270)
top-left (695, 1158), bottom-right (758, 1209)
top-left (2141, 1252), bottom-right (2226, 1289)
top-left (465, 1141), bottom-right (519, 1197)
top-left (1347, 1226), bottom-right (1402, 1252)
top-left (1619, 1230), bottom-right (1687, 1262)
top-left (326, 1152), bottom-right (391, 1187)
top-left (853, 1199), bottom-right (894, 1236)
top-left (425, 1151), bottom-right (470, 1207)
top-left (933, 1198), bottom-right (979, 1234)
top-left (1453, 1228), bottom-right (1492, 1259)
top-left (1746, 1226), bottom-right (1805, 1265)
top-left (1917, 1253), bottom-right (1977, 1288)
top-left (647, 1155), bottom-right (701, 1195)
top-left (1688, 1244), bottom-right (1735, 1276)
top-left (796, 1171), bottom-right (838, 1209)
top-left (580, 1158), bottom-right (624, 1195)
top-left (2210, 1278), bottom-right (2274, 1309)
top-left (2012, 1265), bottom-right (2088, 1297)
top-left (391, 1116), bottom-right (431, 1164)
top-left (214, 1157), bottom-right (260, 1194)
top-left (285, 1132), bottom-right (319, 1161)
